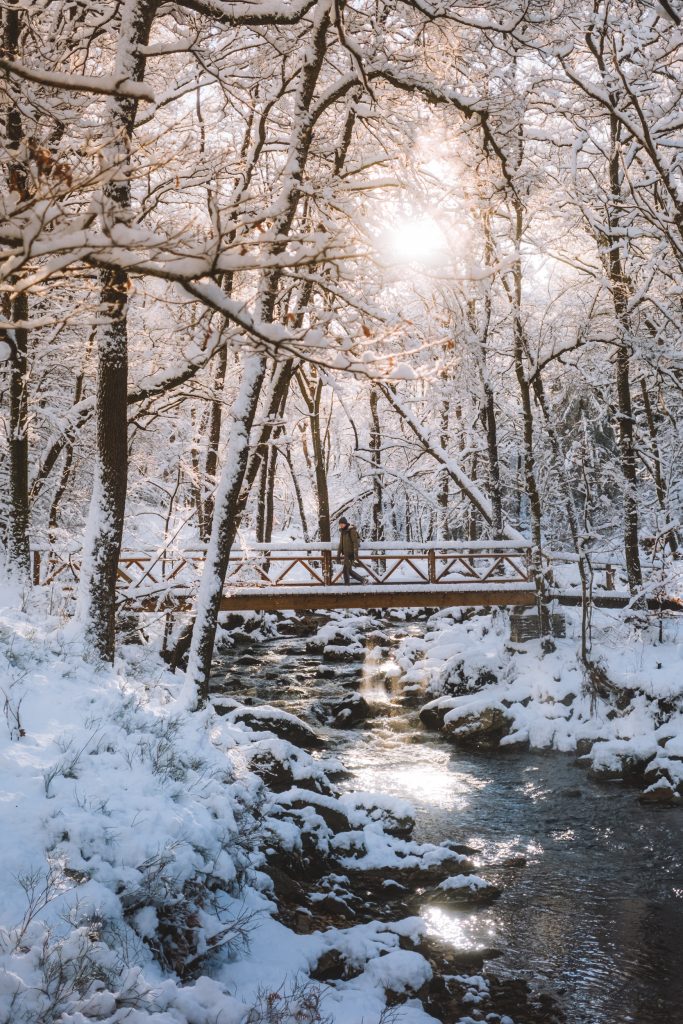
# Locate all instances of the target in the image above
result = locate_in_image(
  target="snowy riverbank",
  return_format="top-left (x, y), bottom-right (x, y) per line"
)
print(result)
top-left (0, 588), bottom-right (521, 1024)
top-left (383, 605), bottom-right (683, 805)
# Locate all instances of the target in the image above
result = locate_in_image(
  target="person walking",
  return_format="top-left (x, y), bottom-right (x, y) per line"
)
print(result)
top-left (337, 517), bottom-right (364, 585)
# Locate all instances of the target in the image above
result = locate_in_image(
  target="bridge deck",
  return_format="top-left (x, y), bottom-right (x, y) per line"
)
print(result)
top-left (216, 582), bottom-right (537, 612)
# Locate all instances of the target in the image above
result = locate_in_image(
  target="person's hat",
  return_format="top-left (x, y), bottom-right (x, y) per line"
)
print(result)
top-left (339, 516), bottom-right (349, 525)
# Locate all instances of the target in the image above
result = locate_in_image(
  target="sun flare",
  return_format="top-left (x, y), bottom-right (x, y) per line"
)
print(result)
top-left (386, 216), bottom-right (447, 265)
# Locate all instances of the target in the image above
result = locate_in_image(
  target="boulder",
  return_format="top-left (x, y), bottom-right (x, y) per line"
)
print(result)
top-left (575, 737), bottom-right (603, 757)
top-left (330, 694), bottom-right (372, 728)
top-left (426, 874), bottom-right (501, 907)
top-left (444, 704), bottom-right (512, 751)
top-left (639, 779), bottom-right (681, 805)
top-left (248, 750), bottom-right (332, 795)
top-left (287, 797), bottom-right (350, 835)
top-left (419, 700), bottom-right (451, 731)
top-left (212, 698), bottom-right (242, 716)
top-left (248, 750), bottom-right (295, 791)
top-left (323, 644), bottom-right (364, 662)
top-left (225, 705), bottom-right (323, 749)
top-left (310, 949), bottom-right (359, 982)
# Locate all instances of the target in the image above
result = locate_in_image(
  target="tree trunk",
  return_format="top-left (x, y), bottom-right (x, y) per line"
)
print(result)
top-left (187, 3), bottom-right (332, 700)
top-left (437, 396), bottom-right (449, 538)
top-left (49, 339), bottom-right (93, 539)
top-left (78, 0), bottom-right (154, 661)
top-left (3, 2), bottom-right (30, 580)
top-left (510, 198), bottom-right (545, 606)
top-left (483, 382), bottom-right (503, 539)
top-left (369, 385), bottom-right (384, 570)
top-left (202, 342), bottom-right (228, 540)
top-left (478, 215), bottom-right (503, 539)
top-left (5, 292), bottom-right (30, 578)
top-left (606, 113), bottom-right (643, 595)
top-left (186, 353), bottom-right (267, 696)
top-left (640, 378), bottom-right (678, 555)
top-left (298, 368), bottom-right (331, 542)
top-left (284, 446), bottom-right (309, 541)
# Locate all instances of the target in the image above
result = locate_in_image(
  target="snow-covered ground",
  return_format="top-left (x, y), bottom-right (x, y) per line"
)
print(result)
top-left (392, 605), bottom-right (683, 804)
top-left (0, 582), bottom-right (460, 1024)
top-left (3, 576), bottom-right (681, 1023)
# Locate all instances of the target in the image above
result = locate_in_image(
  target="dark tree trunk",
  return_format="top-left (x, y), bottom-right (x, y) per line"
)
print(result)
top-left (3, 2), bottom-right (30, 579)
top-left (202, 342), bottom-right (228, 539)
top-left (298, 368), bottom-right (331, 542)
top-left (606, 113), bottom-right (643, 595)
top-left (479, 216), bottom-right (503, 539)
top-left (83, 267), bottom-right (131, 660)
top-left (5, 293), bottom-right (30, 578)
top-left (79, 0), bottom-right (154, 661)
top-left (437, 396), bottom-right (449, 537)
top-left (483, 383), bottom-right (503, 539)
top-left (369, 387), bottom-right (384, 542)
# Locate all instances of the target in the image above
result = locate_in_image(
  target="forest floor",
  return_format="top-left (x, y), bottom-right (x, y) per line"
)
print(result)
top-left (0, 582), bottom-right (681, 1024)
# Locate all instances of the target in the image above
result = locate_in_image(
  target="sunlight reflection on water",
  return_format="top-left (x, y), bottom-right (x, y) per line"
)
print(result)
top-left (346, 745), bottom-right (489, 810)
top-left (422, 905), bottom-right (500, 951)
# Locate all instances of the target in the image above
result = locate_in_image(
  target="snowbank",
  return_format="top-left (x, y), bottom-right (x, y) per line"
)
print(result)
top-left (401, 606), bottom-right (683, 803)
top-left (0, 590), bottom-right (442, 1024)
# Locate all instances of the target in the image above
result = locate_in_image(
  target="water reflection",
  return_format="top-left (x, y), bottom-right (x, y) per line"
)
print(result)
top-left (422, 904), bottom-right (499, 951)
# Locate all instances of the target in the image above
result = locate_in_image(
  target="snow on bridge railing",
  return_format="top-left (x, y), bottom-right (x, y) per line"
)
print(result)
top-left (30, 540), bottom-right (533, 596)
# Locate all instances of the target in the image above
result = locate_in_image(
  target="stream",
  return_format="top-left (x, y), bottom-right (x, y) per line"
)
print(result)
top-left (212, 612), bottom-right (683, 1024)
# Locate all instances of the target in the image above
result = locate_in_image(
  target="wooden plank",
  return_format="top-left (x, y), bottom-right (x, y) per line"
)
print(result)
top-left (217, 587), bottom-right (537, 612)
top-left (552, 592), bottom-right (683, 612)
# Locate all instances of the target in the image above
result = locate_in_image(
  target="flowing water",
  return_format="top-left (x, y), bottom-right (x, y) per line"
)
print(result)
top-left (212, 615), bottom-right (683, 1024)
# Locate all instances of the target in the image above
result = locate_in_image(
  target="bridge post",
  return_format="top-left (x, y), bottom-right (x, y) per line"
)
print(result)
top-left (428, 549), bottom-right (436, 583)
top-left (322, 549), bottom-right (333, 585)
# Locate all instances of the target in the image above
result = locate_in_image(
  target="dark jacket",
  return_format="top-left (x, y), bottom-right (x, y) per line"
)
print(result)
top-left (338, 524), bottom-right (360, 559)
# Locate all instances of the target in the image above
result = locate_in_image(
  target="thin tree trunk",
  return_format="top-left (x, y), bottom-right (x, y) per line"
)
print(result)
top-left (369, 387), bottom-right (384, 541)
top-left (467, 455), bottom-right (479, 541)
top-left (202, 342), bottom-right (228, 539)
top-left (263, 436), bottom-right (279, 543)
top-left (255, 451), bottom-right (270, 542)
top-left (437, 396), bottom-right (449, 538)
top-left (284, 447), bottom-right (309, 540)
top-left (5, 293), bottom-right (30, 578)
top-left (510, 198), bottom-right (545, 607)
top-left (298, 368), bottom-right (331, 542)
top-left (369, 386), bottom-right (384, 571)
top-left (603, 109), bottom-right (643, 594)
top-left (640, 378), bottom-right (678, 554)
top-left (479, 213), bottom-right (504, 539)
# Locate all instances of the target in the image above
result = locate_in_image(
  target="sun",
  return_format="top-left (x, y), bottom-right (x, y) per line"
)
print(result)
top-left (385, 215), bottom-right (447, 265)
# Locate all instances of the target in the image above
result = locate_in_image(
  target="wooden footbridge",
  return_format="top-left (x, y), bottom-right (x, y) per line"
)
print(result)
top-left (30, 541), bottom-right (648, 613)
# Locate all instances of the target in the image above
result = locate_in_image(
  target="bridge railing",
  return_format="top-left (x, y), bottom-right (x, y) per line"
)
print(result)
top-left (31, 540), bottom-right (533, 597)
top-left (226, 540), bottom-right (533, 588)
